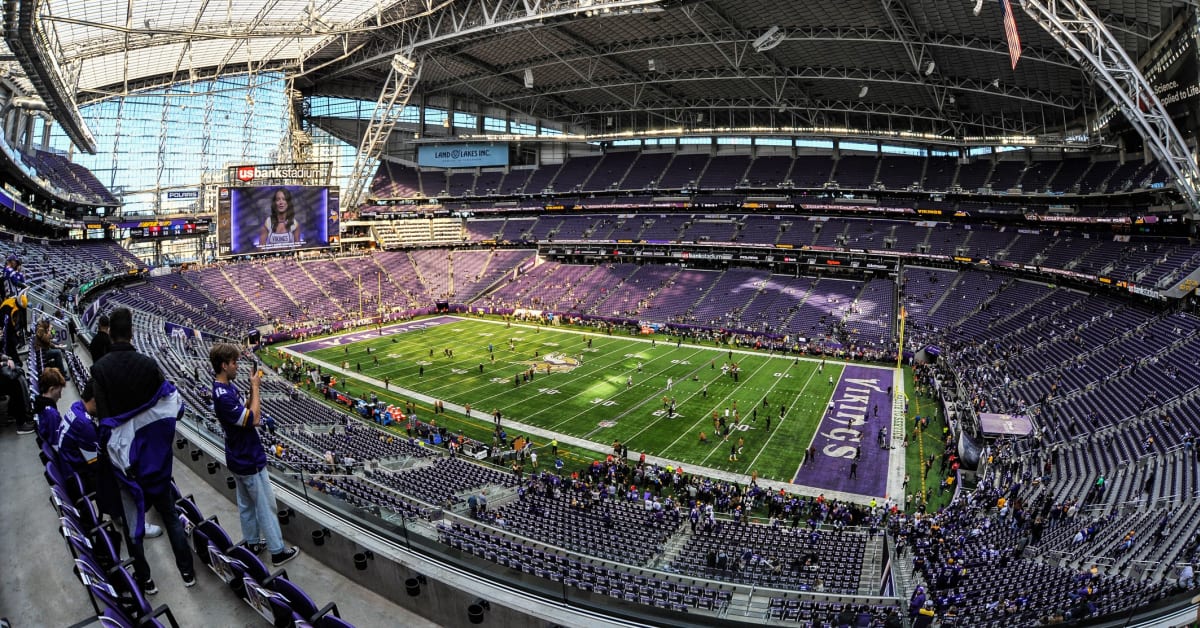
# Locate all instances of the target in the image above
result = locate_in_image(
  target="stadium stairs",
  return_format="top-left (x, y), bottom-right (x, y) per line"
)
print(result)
top-left (216, 265), bottom-right (267, 319)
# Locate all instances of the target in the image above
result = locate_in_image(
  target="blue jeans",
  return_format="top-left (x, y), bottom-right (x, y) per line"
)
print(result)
top-left (233, 467), bottom-right (285, 555)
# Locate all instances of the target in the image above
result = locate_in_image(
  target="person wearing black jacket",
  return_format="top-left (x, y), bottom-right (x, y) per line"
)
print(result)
top-left (2, 353), bottom-right (32, 432)
top-left (90, 310), bottom-right (162, 419)
top-left (88, 314), bottom-right (112, 362)
top-left (90, 307), bottom-right (194, 592)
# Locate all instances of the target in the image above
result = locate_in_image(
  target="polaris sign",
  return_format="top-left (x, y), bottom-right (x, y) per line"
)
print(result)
top-left (418, 143), bottom-right (509, 169)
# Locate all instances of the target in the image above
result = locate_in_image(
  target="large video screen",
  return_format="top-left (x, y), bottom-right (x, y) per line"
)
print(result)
top-left (217, 186), bottom-right (340, 256)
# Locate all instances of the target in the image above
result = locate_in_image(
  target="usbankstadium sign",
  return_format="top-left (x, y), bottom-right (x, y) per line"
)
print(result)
top-left (227, 162), bottom-right (333, 185)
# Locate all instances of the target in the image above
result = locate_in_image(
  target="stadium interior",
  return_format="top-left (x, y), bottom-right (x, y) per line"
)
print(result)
top-left (3, 0), bottom-right (1200, 627)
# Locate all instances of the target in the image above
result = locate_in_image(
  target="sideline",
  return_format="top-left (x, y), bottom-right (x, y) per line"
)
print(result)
top-left (278, 316), bottom-right (894, 504)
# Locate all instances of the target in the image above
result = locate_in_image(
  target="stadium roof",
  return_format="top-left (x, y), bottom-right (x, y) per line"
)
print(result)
top-left (22, 0), bottom-right (1197, 141)
top-left (34, 0), bottom-right (392, 100)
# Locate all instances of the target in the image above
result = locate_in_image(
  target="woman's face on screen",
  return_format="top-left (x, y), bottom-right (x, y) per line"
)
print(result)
top-left (274, 190), bottom-right (289, 214)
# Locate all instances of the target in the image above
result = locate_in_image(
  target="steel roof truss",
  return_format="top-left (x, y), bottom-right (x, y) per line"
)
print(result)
top-left (344, 56), bottom-right (421, 206)
top-left (1022, 0), bottom-right (1200, 218)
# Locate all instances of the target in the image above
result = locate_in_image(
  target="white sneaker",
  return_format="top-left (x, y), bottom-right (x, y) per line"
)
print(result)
top-left (144, 523), bottom-right (164, 538)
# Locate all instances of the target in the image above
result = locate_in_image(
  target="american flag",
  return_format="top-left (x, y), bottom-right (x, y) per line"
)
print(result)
top-left (1000, 0), bottom-right (1022, 69)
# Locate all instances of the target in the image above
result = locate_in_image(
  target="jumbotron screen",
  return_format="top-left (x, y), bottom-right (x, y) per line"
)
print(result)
top-left (217, 186), bottom-right (340, 256)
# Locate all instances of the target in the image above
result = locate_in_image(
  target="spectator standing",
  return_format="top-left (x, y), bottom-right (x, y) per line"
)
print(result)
top-left (0, 291), bottom-right (28, 359)
top-left (89, 314), bottom-right (113, 362)
top-left (3, 351), bottom-right (33, 434)
top-left (92, 307), bottom-right (194, 592)
top-left (210, 343), bottom-right (299, 567)
top-left (2, 254), bottom-right (25, 302)
top-left (2, 255), bottom-right (26, 342)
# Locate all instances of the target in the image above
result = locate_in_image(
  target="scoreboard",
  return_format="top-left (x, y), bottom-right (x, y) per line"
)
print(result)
top-left (125, 218), bottom-right (210, 238)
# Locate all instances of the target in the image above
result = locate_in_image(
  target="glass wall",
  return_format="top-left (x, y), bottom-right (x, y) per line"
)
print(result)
top-left (48, 73), bottom-right (290, 215)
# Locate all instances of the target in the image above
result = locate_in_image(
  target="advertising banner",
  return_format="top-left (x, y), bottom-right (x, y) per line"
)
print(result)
top-left (418, 143), bottom-right (509, 169)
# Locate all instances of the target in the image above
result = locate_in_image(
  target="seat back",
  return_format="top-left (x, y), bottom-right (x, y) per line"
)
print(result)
top-left (228, 545), bottom-right (272, 584)
top-left (243, 575), bottom-right (294, 626)
top-left (175, 495), bottom-right (204, 529)
top-left (196, 519), bottom-right (234, 553)
top-left (271, 576), bottom-right (319, 618)
top-left (210, 548), bottom-right (248, 586)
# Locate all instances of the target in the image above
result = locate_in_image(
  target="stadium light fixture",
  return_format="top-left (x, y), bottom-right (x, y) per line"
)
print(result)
top-left (391, 53), bottom-right (417, 77)
top-left (647, 59), bottom-right (656, 72)
top-left (973, 0), bottom-right (984, 16)
top-left (752, 26), bottom-right (784, 53)
top-left (858, 85), bottom-right (869, 98)
top-left (925, 61), bottom-right (936, 75)
top-left (524, 68), bottom-right (534, 89)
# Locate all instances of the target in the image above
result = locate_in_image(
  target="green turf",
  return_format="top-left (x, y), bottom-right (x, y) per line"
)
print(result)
top-left (288, 316), bottom-right (846, 482)
top-left (901, 366), bottom-right (952, 512)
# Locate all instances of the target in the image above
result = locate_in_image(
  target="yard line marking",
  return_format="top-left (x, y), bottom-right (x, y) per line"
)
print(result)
top-left (747, 364), bottom-right (824, 472)
top-left (693, 356), bottom-right (793, 467)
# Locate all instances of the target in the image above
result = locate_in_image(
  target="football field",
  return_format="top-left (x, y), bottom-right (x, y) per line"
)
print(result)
top-left (285, 316), bottom-right (872, 484)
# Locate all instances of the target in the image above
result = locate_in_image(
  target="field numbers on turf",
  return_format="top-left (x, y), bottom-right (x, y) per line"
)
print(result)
top-left (591, 398), bottom-right (617, 406)
top-left (652, 409), bottom-right (685, 418)
top-left (387, 353), bottom-right (403, 359)
top-left (490, 377), bottom-right (508, 384)
top-left (417, 360), bottom-right (432, 366)
top-left (583, 348), bottom-right (599, 353)
top-left (538, 388), bottom-right (561, 395)
top-left (478, 333), bottom-right (493, 337)
top-left (451, 368), bottom-right (467, 375)
top-left (671, 359), bottom-right (691, 365)
top-left (733, 424), bottom-right (751, 431)
top-left (773, 372), bottom-right (791, 378)
top-left (542, 342), bottom-right (559, 347)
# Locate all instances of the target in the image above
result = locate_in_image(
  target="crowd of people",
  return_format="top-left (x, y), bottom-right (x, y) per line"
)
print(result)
top-left (7, 302), bottom-right (303, 599)
top-left (888, 437), bottom-right (1186, 626)
top-left (8, 241), bottom-right (1200, 628)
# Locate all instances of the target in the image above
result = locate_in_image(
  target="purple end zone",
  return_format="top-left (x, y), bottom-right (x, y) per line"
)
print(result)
top-left (793, 365), bottom-right (891, 496)
top-left (288, 316), bottom-right (461, 354)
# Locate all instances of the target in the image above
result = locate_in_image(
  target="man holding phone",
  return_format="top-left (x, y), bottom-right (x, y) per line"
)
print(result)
top-left (209, 343), bottom-right (299, 567)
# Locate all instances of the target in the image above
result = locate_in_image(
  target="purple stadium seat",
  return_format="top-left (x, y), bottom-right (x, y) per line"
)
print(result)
top-left (270, 576), bottom-right (343, 625)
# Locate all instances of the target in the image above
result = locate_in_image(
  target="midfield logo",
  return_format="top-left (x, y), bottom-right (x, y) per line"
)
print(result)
top-left (525, 352), bottom-right (582, 373)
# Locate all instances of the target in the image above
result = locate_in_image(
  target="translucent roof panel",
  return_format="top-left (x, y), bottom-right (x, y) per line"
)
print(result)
top-left (77, 37), bottom-right (319, 92)
top-left (38, 0), bottom-right (387, 95)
